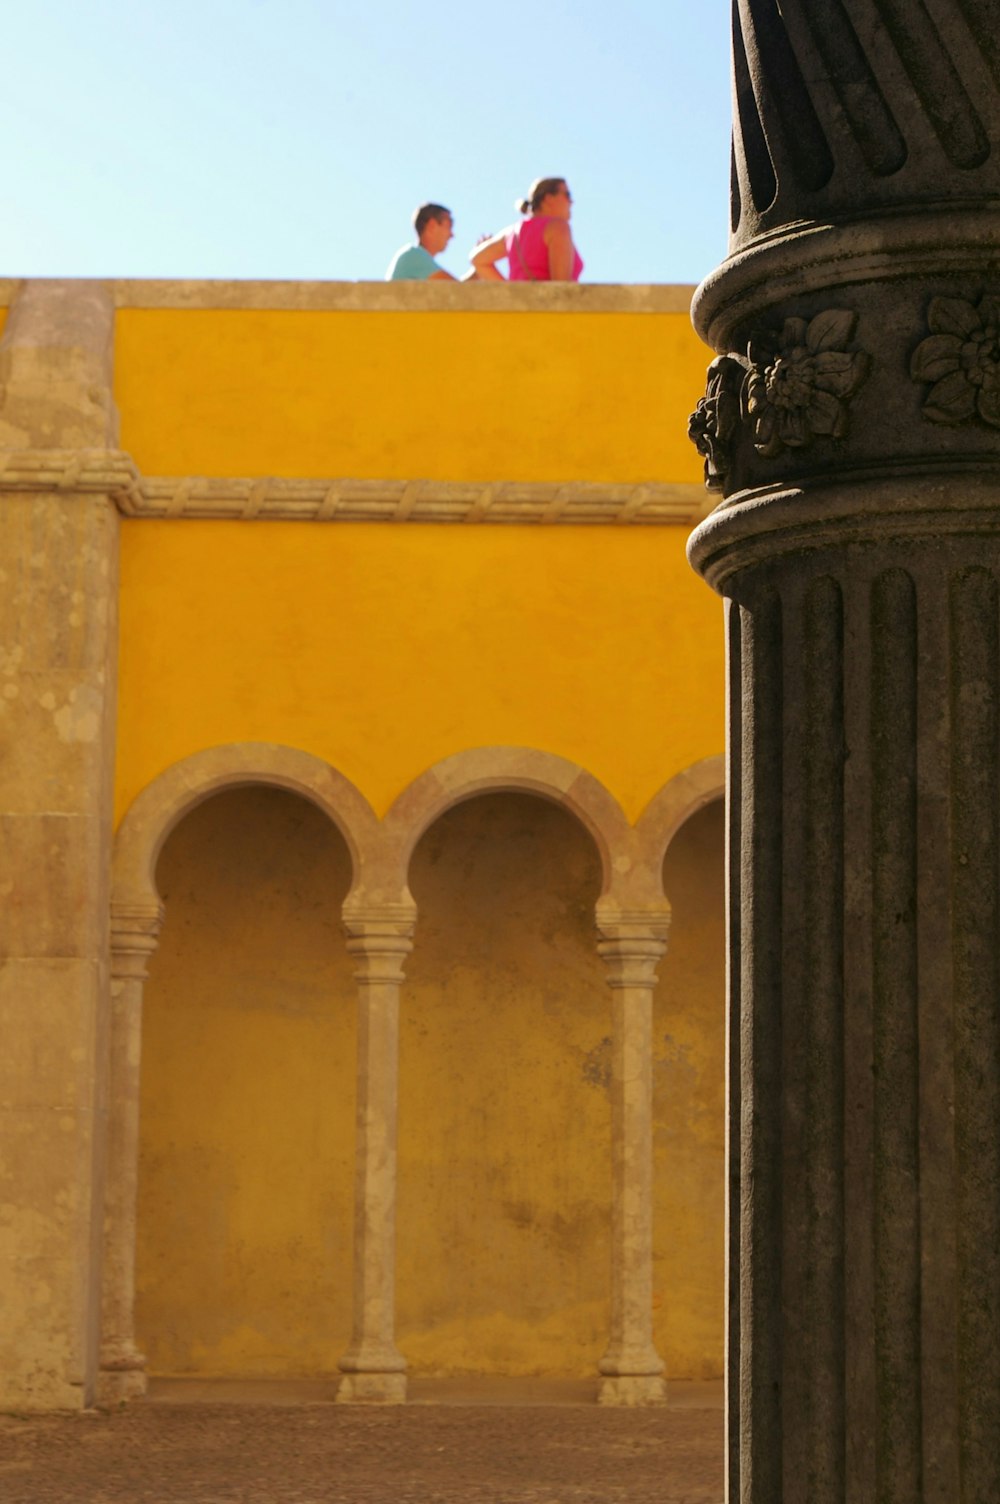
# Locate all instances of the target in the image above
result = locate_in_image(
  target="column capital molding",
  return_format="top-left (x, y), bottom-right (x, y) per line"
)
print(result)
top-left (342, 902), bottom-right (416, 984)
top-left (595, 908), bottom-right (670, 989)
top-left (110, 901), bottom-right (165, 982)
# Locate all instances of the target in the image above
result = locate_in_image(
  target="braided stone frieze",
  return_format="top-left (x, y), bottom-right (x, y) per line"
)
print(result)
top-left (0, 449), bottom-right (707, 526)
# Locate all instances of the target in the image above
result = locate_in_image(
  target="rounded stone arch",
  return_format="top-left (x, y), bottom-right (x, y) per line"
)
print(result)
top-left (379, 746), bottom-right (632, 898)
top-left (633, 754), bottom-right (726, 881)
top-left (112, 742), bottom-right (380, 911)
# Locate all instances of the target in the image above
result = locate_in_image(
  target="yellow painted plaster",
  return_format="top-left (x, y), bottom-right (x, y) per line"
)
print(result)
top-left (116, 521), bottom-right (724, 826)
top-left (114, 308), bottom-right (707, 483)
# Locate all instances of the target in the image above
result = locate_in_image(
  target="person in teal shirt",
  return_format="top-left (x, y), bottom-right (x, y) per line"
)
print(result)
top-left (387, 203), bottom-right (456, 281)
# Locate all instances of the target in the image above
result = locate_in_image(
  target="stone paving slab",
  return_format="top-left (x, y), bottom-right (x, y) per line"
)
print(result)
top-left (0, 1401), bottom-right (724, 1504)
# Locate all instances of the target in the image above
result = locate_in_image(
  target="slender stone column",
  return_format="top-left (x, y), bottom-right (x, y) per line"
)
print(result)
top-left (596, 907), bottom-right (669, 1406)
top-left (336, 901), bottom-right (415, 1403)
top-left (96, 902), bottom-right (164, 1404)
top-left (688, 7), bottom-right (1000, 1499)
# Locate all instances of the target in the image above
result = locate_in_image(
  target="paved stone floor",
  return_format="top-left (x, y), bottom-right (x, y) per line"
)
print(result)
top-left (0, 1383), bottom-right (724, 1503)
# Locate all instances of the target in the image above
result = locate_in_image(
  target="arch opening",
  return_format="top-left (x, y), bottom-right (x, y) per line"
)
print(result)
top-left (135, 784), bottom-right (357, 1379)
top-left (395, 791), bottom-right (611, 1377)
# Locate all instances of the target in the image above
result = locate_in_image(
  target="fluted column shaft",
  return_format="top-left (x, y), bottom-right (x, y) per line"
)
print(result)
top-left (596, 911), bottom-right (669, 1406)
top-left (694, 489), bottom-right (1000, 1503)
top-left (336, 903), bottom-right (415, 1403)
top-left (689, 4), bottom-right (1000, 1496)
top-left (97, 902), bottom-right (164, 1403)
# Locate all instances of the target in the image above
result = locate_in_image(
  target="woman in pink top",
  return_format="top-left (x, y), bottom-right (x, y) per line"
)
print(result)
top-left (470, 177), bottom-right (583, 282)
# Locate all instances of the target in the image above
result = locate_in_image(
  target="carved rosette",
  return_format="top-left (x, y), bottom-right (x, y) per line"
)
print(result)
top-left (745, 311), bottom-right (871, 458)
top-left (911, 294), bottom-right (1000, 429)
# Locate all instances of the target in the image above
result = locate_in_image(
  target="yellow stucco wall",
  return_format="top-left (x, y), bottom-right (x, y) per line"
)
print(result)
top-left (116, 520), bottom-right (722, 825)
top-left (115, 306), bottom-right (706, 484)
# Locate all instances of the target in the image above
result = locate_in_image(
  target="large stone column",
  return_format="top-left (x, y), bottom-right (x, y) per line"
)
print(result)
top-left (337, 901), bottom-right (415, 1402)
top-left (688, 8), bottom-right (1000, 1500)
top-left (0, 281), bottom-right (122, 1408)
top-left (96, 901), bottom-right (164, 1404)
top-left (596, 907), bottom-right (670, 1406)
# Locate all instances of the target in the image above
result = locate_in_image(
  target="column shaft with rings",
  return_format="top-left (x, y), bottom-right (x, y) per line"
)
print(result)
top-left (336, 902), bottom-right (415, 1402)
top-left (596, 907), bottom-right (670, 1405)
top-left (97, 902), bottom-right (164, 1403)
top-left (688, 5), bottom-right (1000, 1499)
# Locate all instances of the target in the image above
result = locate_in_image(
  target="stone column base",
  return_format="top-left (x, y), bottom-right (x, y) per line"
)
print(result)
top-left (598, 1374), bottom-right (668, 1407)
top-left (336, 1371), bottom-right (407, 1404)
top-left (94, 1354), bottom-right (148, 1406)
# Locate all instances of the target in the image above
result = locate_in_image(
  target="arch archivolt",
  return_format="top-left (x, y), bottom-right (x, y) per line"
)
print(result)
top-left (101, 740), bottom-right (725, 1407)
top-left (112, 742), bottom-right (380, 913)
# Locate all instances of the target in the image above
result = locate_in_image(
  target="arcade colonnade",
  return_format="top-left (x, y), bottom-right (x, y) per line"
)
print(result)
top-left (101, 742), bottom-right (724, 1407)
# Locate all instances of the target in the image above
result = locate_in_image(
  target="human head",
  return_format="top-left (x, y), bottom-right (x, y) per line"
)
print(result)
top-left (518, 178), bottom-right (572, 219)
top-left (413, 203), bottom-right (454, 255)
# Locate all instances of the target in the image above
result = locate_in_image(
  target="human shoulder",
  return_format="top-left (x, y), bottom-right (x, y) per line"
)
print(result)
top-left (386, 244), bottom-right (440, 281)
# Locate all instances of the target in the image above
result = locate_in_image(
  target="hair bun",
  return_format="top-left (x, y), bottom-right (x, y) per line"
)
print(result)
top-left (517, 198), bottom-right (530, 215)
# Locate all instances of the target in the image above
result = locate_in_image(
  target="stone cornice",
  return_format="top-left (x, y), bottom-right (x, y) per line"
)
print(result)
top-left (0, 449), bottom-right (706, 525)
top-left (0, 278), bottom-right (696, 315)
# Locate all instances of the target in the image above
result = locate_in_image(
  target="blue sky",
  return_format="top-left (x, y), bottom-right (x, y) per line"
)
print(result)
top-left (2, 2), bottom-right (732, 285)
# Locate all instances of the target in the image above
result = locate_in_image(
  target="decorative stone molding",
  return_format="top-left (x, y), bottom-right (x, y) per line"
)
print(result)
top-left (0, 448), bottom-right (138, 498)
top-left (124, 475), bottom-right (707, 526)
top-left (0, 449), bottom-right (705, 526)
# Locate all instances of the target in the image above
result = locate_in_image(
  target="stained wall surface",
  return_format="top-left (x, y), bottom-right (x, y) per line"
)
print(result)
top-left (653, 798), bottom-right (726, 1378)
top-left (398, 794), bottom-right (609, 1376)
